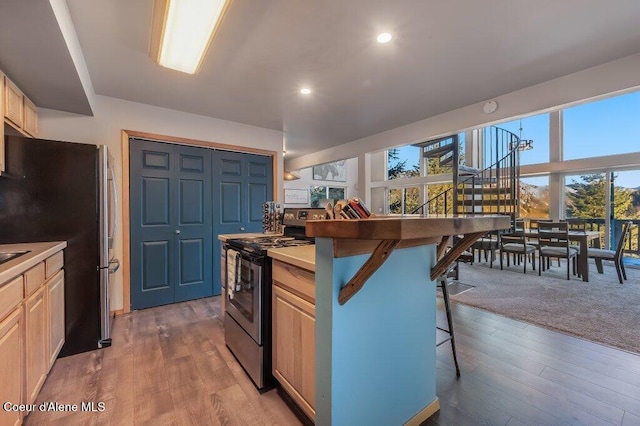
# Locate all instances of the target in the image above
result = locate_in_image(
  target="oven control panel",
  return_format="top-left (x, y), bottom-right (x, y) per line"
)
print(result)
top-left (283, 208), bottom-right (327, 227)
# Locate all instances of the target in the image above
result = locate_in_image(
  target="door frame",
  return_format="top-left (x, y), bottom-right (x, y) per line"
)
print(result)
top-left (121, 129), bottom-right (278, 313)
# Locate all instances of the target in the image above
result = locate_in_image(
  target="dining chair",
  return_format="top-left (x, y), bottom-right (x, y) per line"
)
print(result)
top-left (537, 221), bottom-right (579, 280)
top-left (565, 218), bottom-right (588, 255)
top-left (471, 231), bottom-right (499, 268)
top-left (499, 228), bottom-right (536, 273)
top-left (588, 221), bottom-right (632, 284)
top-left (528, 218), bottom-right (556, 267)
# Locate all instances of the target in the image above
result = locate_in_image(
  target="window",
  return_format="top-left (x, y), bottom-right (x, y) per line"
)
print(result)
top-left (563, 90), bottom-right (640, 161)
top-left (387, 146), bottom-right (421, 180)
top-left (519, 176), bottom-right (549, 219)
top-left (565, 171), bottom-right (640, 259)
top-left (426, 183), bottom-right (453, 215)
top-left (387, 186), bottom-right (421, 214)
top-left (310, 186), bottom-right (346, 207)
top-left (497, 113), bottom-right (550, 166)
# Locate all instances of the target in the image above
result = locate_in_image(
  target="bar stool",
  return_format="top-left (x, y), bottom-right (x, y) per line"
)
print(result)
top-left (437, 271), bottom-right (461, 377)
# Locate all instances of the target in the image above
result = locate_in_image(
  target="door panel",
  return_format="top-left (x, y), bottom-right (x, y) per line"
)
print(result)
top-left (221, 182), bottom-right (242, 224)
top-left (142, 241), bottom-right (170, 290)
top-left (179, 180), bottom-right (204, 224)
top-left (142, 178), bottom-right (170, 225)
top-left (212, 151), bottom-right (273, 295)
top-left (174, 145), bottom-right (212, 303)
top-left (130, 140), bottom-right (212, 309)
top-left (131, 141), bottom-right (175, 309)
top-left (249, 183), bottom-right (268, 223)
top-left (244, 154), bottom-right (273, 232)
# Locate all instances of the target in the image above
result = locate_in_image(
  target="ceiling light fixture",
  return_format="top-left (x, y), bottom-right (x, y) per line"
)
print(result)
top-left (376, 32), bottom-right (393, 43)
top-left (150, 0), bottom-right (231, 74)
top-left (300, 88), bottom-right (312, 95)
top-left (283, 171), bottom-right (300, 181)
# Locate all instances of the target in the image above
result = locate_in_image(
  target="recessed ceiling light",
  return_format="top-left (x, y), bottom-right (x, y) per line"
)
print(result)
top-left (376, 32), bottom-right (393, 44)
top-left (300, 88), bottom-right (312, 95)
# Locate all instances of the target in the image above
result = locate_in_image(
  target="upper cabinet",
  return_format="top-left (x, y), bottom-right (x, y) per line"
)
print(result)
top-left (0, 71), bottom-right (4, 174)
top-left (3, 73), bottom-right (38, 137)
top-left (0, 70), bottom-right (38, 175)
top-left (4, 76), bottom-right (24, 129)
top-left (23, 97), bottom-right (38, 137)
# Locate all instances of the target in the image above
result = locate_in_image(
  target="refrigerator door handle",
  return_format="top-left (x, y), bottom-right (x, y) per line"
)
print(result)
top-left (108, 258), bottom-right (120, 274)
top-left (108, 167), bottom-right (118, 250)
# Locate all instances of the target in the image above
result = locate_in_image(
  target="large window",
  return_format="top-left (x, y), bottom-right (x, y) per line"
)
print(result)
top-left (614, 171), bottom-right (640, 259)
top-left (566, 171), bottom-right (640, 258)
top-left (387, 146), bottom-right (421, 180)
top-left (310, 186), bottom-right (346, 207)
top-left (564, 90), bottom-right (640, 161)
top-left (497, 113), bottom-right (550, 166)
top-left (388, 186), bottom-right (421, 214)
top-left (519, 176), bottom-right (549, 219)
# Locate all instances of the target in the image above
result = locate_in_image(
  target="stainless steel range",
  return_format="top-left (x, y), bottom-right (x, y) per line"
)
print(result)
top-left (223, 208), bottom-right (325, 390)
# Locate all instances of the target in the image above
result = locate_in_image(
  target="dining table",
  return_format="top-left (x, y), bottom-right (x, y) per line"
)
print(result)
top-left (524, 229), bottom-right (601, 282)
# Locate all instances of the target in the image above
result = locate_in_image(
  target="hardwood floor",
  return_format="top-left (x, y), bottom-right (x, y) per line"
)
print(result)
top-left (428, 300), bottom-right (640, 426)
top-left (24, 297), bottom-right (301, 426)
top-left (25, 296), bottom-right (640, 425)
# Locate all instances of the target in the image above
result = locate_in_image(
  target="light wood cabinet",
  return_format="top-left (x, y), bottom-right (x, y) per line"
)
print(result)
top-left (48, 271), bottom-right (65, 368)
top-left (0, 71), bottom-right (5, 174)
top-left (272, 283), bottom-right (316, 420)
top-left (0, 247), bottom-right (65, 423)
top-left (4, 76), bottom-right (23, 128)
top-left (1, 70), bottom-right (38, 148)
top-left (25, 285), bottom-right (48, 404)
top-left (220, 243), bottom-right (226, 315)
top-left (0, 306), bottom-right (25, 426)
top-left (23, 97), bottom-right (37, 137)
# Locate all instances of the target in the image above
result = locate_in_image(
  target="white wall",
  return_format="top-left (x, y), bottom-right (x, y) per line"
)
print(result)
top-left (38, 94), bottom-right (284, 311)
top-left (282, 158), bottom-right (358, 207)
top-left (286, 53), bottom-right (640, 171)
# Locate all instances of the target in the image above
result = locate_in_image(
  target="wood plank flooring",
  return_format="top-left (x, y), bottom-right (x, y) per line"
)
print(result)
top-left (24, 296), bottom-right (640, 425)
top-left (24, 298), bottom-right (300, 426)
top-left (428, 300), bottom-right (640, 426)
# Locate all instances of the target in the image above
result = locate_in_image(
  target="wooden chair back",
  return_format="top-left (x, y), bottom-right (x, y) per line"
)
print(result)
top-left (614, 221), bottom-right (633, 259)
top-left (567, 219), bottom-right (587, 232)
top-left (529, 218), bottom-right (551, 231)
top-left (538, 221), bottom-right (571, 250)
top-left (501, 226), bottom-right (528, 244)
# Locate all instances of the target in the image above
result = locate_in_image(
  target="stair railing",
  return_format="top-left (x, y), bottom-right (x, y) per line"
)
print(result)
top-left (411, 126), bottom-right (521, 222)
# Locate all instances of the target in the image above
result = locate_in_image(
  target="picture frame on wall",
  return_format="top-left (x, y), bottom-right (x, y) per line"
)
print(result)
top-left (284, 188), bottom-right (309, 204)
top-left (313, 160), bottom-right (347, 182)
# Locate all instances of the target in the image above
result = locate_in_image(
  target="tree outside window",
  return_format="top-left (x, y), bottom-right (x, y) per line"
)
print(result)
top-left (310, 186), bottom-right (346, 207)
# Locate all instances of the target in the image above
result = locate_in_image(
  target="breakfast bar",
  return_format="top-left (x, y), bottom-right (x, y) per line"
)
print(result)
top-left (274, 215), bottom-right (510, 425)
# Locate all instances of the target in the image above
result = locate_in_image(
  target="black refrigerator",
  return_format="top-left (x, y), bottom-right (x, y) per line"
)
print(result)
top-left (0, 135), bottom-right (118, 357)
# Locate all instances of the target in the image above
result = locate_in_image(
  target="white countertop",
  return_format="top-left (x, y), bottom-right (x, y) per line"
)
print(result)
top-left (0, 241), bottom-right (67, 285)
top-left (268, 245), bottom-right (316, 272)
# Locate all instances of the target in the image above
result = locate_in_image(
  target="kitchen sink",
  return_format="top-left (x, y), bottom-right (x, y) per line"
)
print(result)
top-left (0, 251), bottom-right (29, 265)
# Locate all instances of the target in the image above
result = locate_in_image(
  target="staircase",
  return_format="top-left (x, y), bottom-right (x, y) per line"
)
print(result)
top-left (411, 126), bottom-right (521, 224)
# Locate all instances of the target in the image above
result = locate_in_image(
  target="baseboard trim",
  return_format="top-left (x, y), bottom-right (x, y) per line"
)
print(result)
top-left (405, 398), bottom-right (440, 426)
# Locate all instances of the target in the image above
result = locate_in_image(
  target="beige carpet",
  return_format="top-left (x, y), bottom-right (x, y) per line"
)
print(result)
top-left (451, 259), bottom-right (640, 354)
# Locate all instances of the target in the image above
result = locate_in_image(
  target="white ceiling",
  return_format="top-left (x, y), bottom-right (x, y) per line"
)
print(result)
top-left (3, 1), bottom-right (640, 160)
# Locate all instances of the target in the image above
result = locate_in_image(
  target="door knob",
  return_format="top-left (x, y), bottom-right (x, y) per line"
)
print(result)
top-left (175, 230), bottom-right (181, 235)
top-left (240, 227), bottom-right (245, 231)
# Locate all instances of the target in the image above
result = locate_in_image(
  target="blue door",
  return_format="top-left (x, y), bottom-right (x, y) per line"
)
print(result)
top-left (130, 139), bottom-right (213, 309)
top-left (212, 151), bottom-right (272, 295)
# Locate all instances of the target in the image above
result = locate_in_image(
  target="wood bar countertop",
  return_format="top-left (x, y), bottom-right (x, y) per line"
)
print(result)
top-left (305, 214), bottom-right (511, 240)
top-left (306, 215), bottom-right (511, 305)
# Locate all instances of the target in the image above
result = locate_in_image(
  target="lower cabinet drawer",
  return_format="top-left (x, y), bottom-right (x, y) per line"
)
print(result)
top-left (24, 262), bottom-right (46, 296)
top-left (0, 275), bottom-right (24, 322)
top-left (45, 251), bottom-right (64, 279)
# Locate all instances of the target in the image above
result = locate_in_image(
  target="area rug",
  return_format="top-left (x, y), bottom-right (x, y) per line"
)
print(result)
top-left (451, 260), bottom-right (640, 354)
